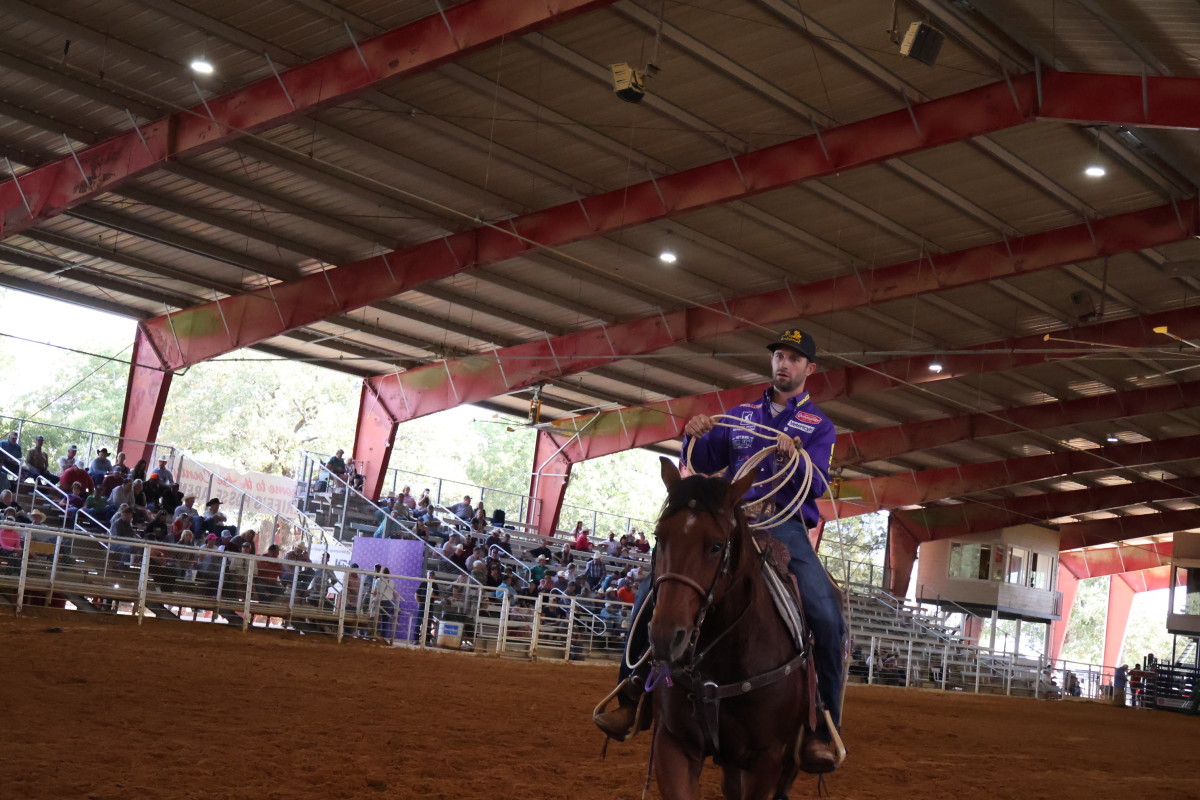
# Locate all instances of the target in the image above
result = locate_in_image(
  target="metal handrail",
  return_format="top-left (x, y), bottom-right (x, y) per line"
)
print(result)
top-left (549, 587), bottom-right (606, 635)
top-left (297, 452), bottom-right (480, 585)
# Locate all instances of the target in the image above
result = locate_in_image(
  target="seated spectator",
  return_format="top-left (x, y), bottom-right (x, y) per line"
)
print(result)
top-left (107, 505), bottom-right (138, 563)
top-left (98, 470), bottom-right (125, 499)
top-left (0, 430), bottom-right (22, 488)
top-left (174, 494), bottom-right (199, 520)
top-left (61, 481), bottom-right (88, 522)
top-left (152, 456), bottom-right (175, 486)
top-left (450, 495), bottom-right (474, 523)
top-left (57, 444), bottom-right (82, 474)
top-left (227, 528), bottom-right (256, 555)
top-left (398, 485), bottom-right (417, 510)
top-left (171, 511), bottom-right (194, 541)
top-left (145, 530), bottom-right (180, 588)
top-left (106, 477), bottom-right (136, 519)
top-left (537, 573), bottom-right (556, 595)
top-left (555, 542), bottom-right (574, 566)
top-left (530, 555), bottom-right (551, 583)
top-left (83, 487), bottom-right (106, 520)
top-left (573, 527), bottom-right (592, 553)
top-left (142, 474), bottom-right (167, 509)
top-left (495, 575), bottom-right (517, 604)
top-left (201, 498), bottom-right (237, 537)
top-left (58, 460), bottom-right (94, 494)
top-left (371, 505), bottom-right (403, 539)
top-left (23, 435), bottom-right (57, 485)
top-left (321, 449), bottom-right (347, 489)
top-left (0, 510), bottom-right (21, 554)
top-left (0, 489), bottom-right (26, 520)
top-left (415, 495), bottom-right (435, 522)
top-left (112, 451), bottom-right (130, 477)
top-left (528, 539), bottom-right (553, 561)
top-left (490, 508), bottom-right (507, 528)
top-left (131, 459), bottom-right (148, 482)
top-left (484, 528), bottom-right (504, 553)
top-left (88, 447), bottom-right (113, 485)
top-left (129, 479), bottom-right (151, 520)
top-left (498, 532), bottom-right (514, 555)
top-left (604, 532), bottom-right (623, 558)
top-left (143, 508), bottom-right (170, 541)
top-left (634, 530), bottom-right (651, 554)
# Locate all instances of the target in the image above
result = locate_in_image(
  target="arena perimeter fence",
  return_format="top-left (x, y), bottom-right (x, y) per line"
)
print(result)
top-left (0, 524), bottom-right (632, 661)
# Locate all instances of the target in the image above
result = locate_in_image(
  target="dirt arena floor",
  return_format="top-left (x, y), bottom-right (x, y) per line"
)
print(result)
top-left (2, 612), bottom-right (1198, 800)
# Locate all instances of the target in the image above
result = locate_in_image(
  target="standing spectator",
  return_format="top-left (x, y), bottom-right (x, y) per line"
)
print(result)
top-left (255, 543), bottom-right (284, 601)
top-left (370, 567), bottom-right (399, 638)
top-left (1113, 664), bottom-right (1129, 707)
top-left (0, 431), bottom-right (22, 487)
top-left (57, 444), bottom-right (82, 473)
top-left (88, 448), bottom-right (113, 485)
top-left (585, 552), bottom-right (605, 591)
top-left (23, 436), bottom-right (57, 484)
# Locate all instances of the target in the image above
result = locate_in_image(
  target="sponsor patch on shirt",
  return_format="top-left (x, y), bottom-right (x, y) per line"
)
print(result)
top-left (794, 411), bottom-right (821, 425)
top-left (786, 421), bottom-right (815, 434)
top-left (732, 435), bottom-right (754, 448)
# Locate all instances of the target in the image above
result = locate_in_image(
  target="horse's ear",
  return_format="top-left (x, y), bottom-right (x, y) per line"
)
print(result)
top-left (725, 470), bottom-right (755, 507)
top-left (660, 456), bottom-right (682, 491)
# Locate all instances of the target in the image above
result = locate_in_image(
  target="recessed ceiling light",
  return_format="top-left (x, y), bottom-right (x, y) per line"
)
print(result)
top-left (1084, 164), bottom-right (1106, 178)
top-left (190, 58), bottom-right (214, 75)
top-left (928, 361), bottom-right (943, 373)
top-left (1106, 434), bottom-right (1120, 443)
top-left (658, 250), bottom-right (677, 264)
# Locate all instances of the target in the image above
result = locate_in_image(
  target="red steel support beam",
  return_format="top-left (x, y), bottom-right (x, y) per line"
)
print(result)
top-left (458, 305), bottom-right (1200, 481)
top-left (1048, 564), bottom-right (1078, 662)
top-left (1059, 541), bottom-right (1174, 580)
top-left (892, 478), bottom-right (1200, 542)
top-left (1059, 508), bottom-right (1200, 551)
top-left (361, 200), bottom-right (1197, 423)
top-left (353, 382), bottom-right (400, 501)
top-left (836, 381), bottom-right (1200, 469)
top-left (885, 513), bottom-right (920, 597)
top-left (528, 430), bottom-right (573, 538)
top-left (0, 0), bottom-right (617, 238)
top-left (127, 73), bottom-right (1200, 377)
top-left (1116, 565), bottom-right (1181, 593)
top-left (832, 435), bottom-right (1200, 516)
top-left (119, 330), bottom-right (173, 465)
top-left (1103, 575), bottom-right (1135, 668)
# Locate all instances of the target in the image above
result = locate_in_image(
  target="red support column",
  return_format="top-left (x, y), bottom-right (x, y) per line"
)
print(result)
top-left (1103, 575), bottom-right (1136, 667)
top-left (884, 514), bottom-right (920, 597)
top-left (119, 329), bottom-right (172, 464)
top-left (353, 383), bottom-right (398, 502)
top-left (962, 616), bottom-right (984, 644)
top-left (528, 430), bottom-right (573, 538)
top-left (1048, 564), bottom-right (1080, 663)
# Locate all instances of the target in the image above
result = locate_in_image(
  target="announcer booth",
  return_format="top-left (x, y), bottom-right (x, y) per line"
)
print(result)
top-left (914, 525), bottom-right (1062, 656)
top-left (1158, 532), bottom-right (1200, 714)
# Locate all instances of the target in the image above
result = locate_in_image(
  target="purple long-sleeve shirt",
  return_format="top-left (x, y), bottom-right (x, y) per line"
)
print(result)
top-left (680, 388), bottom-right (835, 527)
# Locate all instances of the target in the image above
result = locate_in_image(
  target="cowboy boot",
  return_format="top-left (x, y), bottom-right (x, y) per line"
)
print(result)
top-left (799, 733), bottom-right (838, 774)
top-left (593, 674), bottom-right (651, 741)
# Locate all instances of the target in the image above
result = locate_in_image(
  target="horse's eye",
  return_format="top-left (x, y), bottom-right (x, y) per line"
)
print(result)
top-left (709, 542), bottom-right (724, 555)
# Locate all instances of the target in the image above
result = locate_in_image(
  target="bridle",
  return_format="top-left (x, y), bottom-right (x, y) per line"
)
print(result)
top-left (649, 504), bottom-right (754, 669)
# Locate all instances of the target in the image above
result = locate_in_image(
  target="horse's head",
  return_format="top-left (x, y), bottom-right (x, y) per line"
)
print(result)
top-left (648, 456), bottom-right (754, 665)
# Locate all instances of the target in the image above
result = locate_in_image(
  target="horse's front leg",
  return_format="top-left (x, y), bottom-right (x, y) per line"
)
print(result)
top-left (654, 725), bottom-right (704, 800)
top-left (720, 766), bottom-right (744, 799)
top-left (737, 751), bottom-right (786, 800)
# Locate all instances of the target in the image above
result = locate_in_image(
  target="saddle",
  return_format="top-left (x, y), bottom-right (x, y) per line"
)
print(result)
top-left (751, 531), bottom-right (807, 652)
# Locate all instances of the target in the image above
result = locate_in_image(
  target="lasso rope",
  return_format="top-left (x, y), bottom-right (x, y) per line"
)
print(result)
top-left (684, 414), bottom-right (816, 530)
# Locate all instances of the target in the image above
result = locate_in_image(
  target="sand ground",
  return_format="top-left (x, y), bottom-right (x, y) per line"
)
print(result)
top-left (2, 611), bottom-right (1198, 800)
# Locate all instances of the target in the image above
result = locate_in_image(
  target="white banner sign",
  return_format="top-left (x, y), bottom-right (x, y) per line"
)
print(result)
top-left (176, 460), bottom-right (298, 518)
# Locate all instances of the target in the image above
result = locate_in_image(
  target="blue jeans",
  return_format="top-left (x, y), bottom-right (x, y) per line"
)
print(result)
top-left (621, 516), bottom-right (846, 728)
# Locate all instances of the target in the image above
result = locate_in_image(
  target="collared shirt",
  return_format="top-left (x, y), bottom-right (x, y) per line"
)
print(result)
top-left (681, 388), bottom-right (835, 528)
top-left (155, 466), bottom-right (175, 484)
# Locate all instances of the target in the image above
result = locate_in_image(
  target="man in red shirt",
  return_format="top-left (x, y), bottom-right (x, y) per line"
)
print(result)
top-left (615, 578), bottom-right (635, 605)
top-left (59, 462), bottom-right (94, 493)
top-left (574, 527), bottom-right (592, 552)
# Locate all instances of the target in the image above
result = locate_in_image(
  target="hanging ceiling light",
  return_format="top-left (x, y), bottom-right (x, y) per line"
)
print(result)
top-left (658, 249), bottom-right (677, 264)
top-left (190, 57), bottom-right (214, 74)
top-left (928, 360), bottom-right (944, 373)
top-left (1084, 128), bottom-right (1106, 177)
top-left (1106, 434), bottom-right (1120, 443)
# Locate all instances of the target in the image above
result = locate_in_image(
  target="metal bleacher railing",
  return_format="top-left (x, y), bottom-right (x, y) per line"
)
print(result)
top-left (0, 523), bottom-right (632, 661)
top-left (0, 415), bottom-right (328, 553)
top-left (305, 449), bottom-right (655, 539)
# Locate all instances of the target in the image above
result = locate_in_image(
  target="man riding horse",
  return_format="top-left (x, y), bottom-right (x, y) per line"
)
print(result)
top-left (594, 328), bottom-right (847, 774)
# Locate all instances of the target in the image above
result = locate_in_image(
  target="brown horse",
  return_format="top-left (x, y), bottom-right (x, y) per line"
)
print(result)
top-left (647, 457), bottom-right (814, 800)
